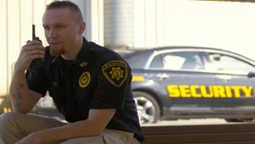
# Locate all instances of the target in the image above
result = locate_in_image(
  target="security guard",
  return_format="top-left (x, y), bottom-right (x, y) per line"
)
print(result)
top-left (0, 1), bottom-right (144, 144)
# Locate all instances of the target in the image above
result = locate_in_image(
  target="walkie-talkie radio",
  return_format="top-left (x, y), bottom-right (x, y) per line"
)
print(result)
top-left (30, 24), bottom-right (43, 68)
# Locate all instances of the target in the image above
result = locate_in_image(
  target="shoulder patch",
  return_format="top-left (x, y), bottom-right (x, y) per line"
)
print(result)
top-left (102, 60), bottom-right (128, 87)
top-left (79, 72), bottom-right (91, 88)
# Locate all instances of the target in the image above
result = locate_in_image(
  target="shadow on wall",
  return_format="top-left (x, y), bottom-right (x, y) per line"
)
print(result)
top-left (0, 95), bottom-right (12, 114)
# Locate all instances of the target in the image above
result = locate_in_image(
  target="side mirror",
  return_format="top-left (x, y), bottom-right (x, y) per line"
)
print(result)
top-left (247, 72), bottom-right (255, 78)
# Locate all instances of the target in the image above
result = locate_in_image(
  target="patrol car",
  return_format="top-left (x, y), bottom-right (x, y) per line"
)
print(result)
top-left (34, 46), bottom-right (255, 124)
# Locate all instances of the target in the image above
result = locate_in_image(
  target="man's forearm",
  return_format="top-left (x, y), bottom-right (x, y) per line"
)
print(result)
top-left (9, 70), bottom-right (33, 113)
top-left (34, 109), bottom-right (116, 143)
top-left (36, 120), bottom-right (101, 143)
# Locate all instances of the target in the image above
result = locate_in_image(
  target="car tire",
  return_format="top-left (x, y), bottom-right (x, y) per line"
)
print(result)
top-left (225, 118), bottom-right (253, 122)
top-left (133, 91), bottom-right (160, 124)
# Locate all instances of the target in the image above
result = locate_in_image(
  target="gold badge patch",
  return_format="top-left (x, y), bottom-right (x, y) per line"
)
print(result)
top-left (102, 60), bottom-right (128, 87)
top-left (79, 72), bottom-right (91, 88)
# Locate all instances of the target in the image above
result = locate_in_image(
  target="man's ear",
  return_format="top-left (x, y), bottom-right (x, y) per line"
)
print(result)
top-left (78, 22), bottom-right (86, 34)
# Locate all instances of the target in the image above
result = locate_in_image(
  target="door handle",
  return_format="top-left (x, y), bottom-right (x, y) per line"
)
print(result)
top-left (155, 73), bottom-right (169, 79)
top-left (216, 74), bottom-right (231, 82)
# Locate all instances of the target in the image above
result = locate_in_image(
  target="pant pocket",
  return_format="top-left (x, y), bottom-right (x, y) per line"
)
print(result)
top-left (103, 134), bottom-right (128, 144)
top-left (60, 135), bottom-right (105, 144)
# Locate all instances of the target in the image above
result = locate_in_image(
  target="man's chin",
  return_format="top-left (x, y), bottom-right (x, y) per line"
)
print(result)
top-left (49, 49), bottom-right (64, 57)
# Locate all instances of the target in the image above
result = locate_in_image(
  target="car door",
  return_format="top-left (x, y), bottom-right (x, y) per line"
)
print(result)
top-left (144, 49), bottom-right (217, 114)
top-left (203, 49), bottom-right (255, 113)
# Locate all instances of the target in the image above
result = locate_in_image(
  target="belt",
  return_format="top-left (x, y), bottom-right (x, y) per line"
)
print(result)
top-left (133, 133), bottom-right (144, 143)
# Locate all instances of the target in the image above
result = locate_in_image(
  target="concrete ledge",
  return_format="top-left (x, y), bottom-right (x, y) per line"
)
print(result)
top-left (141, 123), bottom-right (255, 144)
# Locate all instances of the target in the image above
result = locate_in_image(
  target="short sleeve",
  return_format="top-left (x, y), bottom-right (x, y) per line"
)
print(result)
top-left (25, 66), bottom-right (48, 96)
top-left (90, 60), bottom-right (132, 110)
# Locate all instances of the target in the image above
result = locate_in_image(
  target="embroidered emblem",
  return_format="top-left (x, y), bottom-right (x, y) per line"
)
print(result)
top-left (51, 81), bottom-right (57, 86)
top-left (79, 72), bottom-right (91, 88)
top-left (102, 60), bottom-right (128, 87)
top-left (80, 62), bottom-right (88, 67)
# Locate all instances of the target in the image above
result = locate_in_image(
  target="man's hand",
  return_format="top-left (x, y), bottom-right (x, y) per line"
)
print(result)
top-left (15, 132), bottom-right (41, 144)
top-left (15, 40), bottom-right (45, 72)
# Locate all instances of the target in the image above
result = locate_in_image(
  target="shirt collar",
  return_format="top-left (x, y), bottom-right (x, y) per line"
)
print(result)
top-left (73, 37), bottom-right (90, 66)
top-left (51, 37), bottom-right (90, 68)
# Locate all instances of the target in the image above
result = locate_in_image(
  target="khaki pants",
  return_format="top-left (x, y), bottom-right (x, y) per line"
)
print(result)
top-left (0, 112), bottom-right (140, 144)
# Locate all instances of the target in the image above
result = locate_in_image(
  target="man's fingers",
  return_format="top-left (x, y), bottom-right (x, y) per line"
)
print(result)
top-left (22, 45), bottom-right (45, 51)
top-left (23, 52), bottom-right (45, 62)
top-left (31, 54), bottom-right (45, 60)
top-left (25, 40), bottom-right (42, 46)
top-left (27, 49), bottom-right (45, 56)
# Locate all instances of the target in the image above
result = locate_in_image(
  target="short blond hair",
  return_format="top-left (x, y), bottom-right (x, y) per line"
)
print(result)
top-left (46, 0), bottom-right (84, 23)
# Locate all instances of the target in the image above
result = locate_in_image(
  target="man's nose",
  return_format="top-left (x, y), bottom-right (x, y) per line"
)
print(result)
top-left (48, 29), bottom-right (57, 38)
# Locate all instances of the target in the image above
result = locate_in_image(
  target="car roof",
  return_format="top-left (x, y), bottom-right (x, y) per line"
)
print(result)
top-left (133, 46), bottom-right (237, 54)
top-left (115, 46), bottom-right (254, 62)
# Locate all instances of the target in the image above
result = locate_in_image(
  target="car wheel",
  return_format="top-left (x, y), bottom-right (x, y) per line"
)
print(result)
top-left (133, 91), bottom-right (160, 124)
top-left (225, 118), bottom-right (253, 122)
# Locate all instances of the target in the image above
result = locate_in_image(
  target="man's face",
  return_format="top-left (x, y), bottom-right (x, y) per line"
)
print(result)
top-left (42, 8), bottom-right (81, 56)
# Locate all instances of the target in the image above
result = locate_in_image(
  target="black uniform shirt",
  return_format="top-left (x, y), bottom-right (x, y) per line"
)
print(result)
top-left (25, 37), bottom-right (144, 142)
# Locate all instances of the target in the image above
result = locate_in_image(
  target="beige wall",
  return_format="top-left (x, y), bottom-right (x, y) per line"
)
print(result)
top-left (0, 0), bottom-right (53, 96)
top-left (133, 0), bottom-right (255, 60)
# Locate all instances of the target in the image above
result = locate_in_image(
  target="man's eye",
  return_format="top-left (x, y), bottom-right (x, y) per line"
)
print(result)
top-left (44, 27), bottom-right (50, 31)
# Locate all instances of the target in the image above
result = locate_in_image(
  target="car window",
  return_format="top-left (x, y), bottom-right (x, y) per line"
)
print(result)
top-left (150, 51), bottom-right (205, 70)
top-left (207, 53), bottom-right (255, 73)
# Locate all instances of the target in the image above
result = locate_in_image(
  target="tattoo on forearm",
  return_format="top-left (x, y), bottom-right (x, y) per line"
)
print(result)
top-left (13, 83), bottom-right (25, 108)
